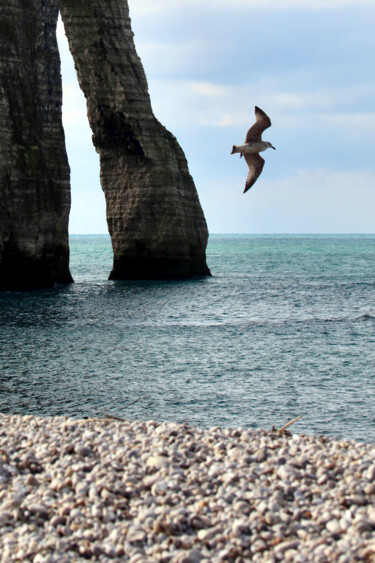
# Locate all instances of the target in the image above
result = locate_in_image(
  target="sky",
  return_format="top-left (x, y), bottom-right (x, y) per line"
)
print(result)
top-left (57, 0), bottom-right (375, 234)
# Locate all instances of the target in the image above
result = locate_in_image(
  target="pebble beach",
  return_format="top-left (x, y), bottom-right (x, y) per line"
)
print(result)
top-left (1, 415), bottom-right (375, 562)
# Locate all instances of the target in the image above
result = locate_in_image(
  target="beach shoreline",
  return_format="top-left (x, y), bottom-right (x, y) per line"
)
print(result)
top-left (1, 413), bottom-right (375, 562)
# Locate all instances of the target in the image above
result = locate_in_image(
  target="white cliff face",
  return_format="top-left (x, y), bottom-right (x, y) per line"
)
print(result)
top-left (59, 0), bottom-right (210, 279)
top-left (0, 0), bottom-right (72, 289)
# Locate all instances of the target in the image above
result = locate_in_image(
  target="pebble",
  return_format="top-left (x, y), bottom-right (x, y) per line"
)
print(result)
top-left (178, 549), bottom-right (204, 562)
top-left (1, 413), bottom-right (375, 561)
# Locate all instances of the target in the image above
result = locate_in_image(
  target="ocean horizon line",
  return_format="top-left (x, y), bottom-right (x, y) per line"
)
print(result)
top-left (69, 232), bottom-right (375, 237)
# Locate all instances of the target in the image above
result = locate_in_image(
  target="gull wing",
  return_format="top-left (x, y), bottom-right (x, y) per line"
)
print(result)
top-left (243, 153), bottom-right (265, 193)
top-left (245, 106), bottom-right (272, 142)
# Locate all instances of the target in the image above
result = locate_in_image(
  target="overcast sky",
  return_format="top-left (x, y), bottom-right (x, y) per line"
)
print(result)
top-left (58, 0), bottom-right (375, 234)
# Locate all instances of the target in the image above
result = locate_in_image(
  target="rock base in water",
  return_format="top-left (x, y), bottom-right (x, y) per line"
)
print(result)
top-left (109, 256), bottom-right (211, 280)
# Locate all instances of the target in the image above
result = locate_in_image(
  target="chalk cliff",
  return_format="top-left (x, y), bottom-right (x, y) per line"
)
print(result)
top-left (59, 0), bottom-right (210, 279)
top-left (0, 0), bottom-right (72, 289)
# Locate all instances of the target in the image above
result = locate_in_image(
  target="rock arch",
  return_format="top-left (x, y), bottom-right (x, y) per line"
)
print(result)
top-left (0, 0), bottom-right (210, 289)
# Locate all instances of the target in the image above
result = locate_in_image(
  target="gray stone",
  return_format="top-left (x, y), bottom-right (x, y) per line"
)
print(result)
top-left (178, 549), bottom-right (204, 563)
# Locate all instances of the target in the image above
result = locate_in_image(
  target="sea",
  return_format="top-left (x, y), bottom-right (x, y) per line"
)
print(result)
top-left (1, 235), bottom-right (374, 442)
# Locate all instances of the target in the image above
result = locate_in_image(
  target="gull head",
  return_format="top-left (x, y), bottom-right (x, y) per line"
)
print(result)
top-left (266, 142), bottom-right (276, 150)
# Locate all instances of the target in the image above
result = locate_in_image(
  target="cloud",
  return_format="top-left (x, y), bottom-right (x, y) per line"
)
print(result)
top-left (56, 16), bottom-right (65, 41)
top-left (324, 112), bottom-right (375, 131)
top-left (147, 78), bottom-right (375, 136)
top-left (134, 39), bottom-right (207, 79)
top-left (201, 168), bottom-right (375, 233)
top-left (129, 0), bottom-right (375, 15)
top-left (216, 114), bottom-right (236, 127)
top-left (69, 189), bottom-right (107, 235)
top-left (61, 85), bottom-right (87, 122)
top-left (189, 82), bottom-right (225, 97)
top-left (58, 16), bottom-right (88, 133)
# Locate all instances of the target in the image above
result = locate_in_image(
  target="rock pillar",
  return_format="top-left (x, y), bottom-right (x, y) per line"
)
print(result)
top-left (59, 0), bottom-right (210, 279)
top-left (0, 0), bottom-right (72, 289)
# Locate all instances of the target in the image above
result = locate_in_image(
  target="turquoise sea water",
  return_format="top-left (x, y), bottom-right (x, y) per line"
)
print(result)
top-left (1, 235), bottom-right (375, 441)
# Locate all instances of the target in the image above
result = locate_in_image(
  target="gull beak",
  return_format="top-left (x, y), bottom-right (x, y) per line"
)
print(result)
top-left (271, 145), bottom-right (276, 150)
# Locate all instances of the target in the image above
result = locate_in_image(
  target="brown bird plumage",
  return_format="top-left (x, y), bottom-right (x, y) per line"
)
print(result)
top-left (244, 153), bottom-right (265, 192)
top-left (245, 106), bottom-right (272, 143)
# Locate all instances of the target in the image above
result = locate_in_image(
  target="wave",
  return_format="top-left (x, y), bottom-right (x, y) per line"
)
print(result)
top-left (355, 313), bottom-right (375, 322)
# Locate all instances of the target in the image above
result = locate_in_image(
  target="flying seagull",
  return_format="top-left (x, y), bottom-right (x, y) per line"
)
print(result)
top-left (231, 106), bottom-right (275, 193)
